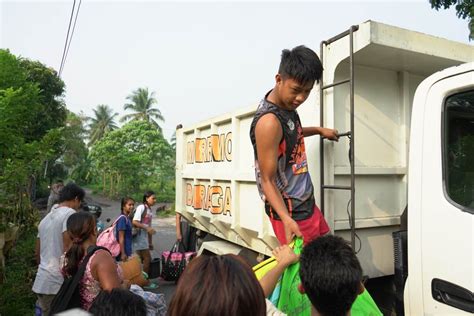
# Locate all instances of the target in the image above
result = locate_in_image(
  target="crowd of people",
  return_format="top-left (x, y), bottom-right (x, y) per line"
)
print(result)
top-left (170, 235), bottom-right (364, 316)
top-left (33, 184), bottom-right (164, 315)
top-left (32, 45), bottom-right (372, 316)
top-left (33, 183), bottom-right (366, 316)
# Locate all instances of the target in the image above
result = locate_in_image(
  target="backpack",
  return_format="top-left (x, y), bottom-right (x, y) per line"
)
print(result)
top-left (96, 215), bottom-right (126, 257)
top-left (49, 246), bottom-right (109, 315)
top-left (130, 205), bottom-right (147, 237)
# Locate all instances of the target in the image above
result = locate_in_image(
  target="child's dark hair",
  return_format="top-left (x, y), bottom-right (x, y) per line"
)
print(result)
top-left (278, 45), bottom-right (323, 84)
top-left (143, 190), bottom-right (155, 205)
top-left (63, 212), bottom-right (96, 276)
top-left (58, 182), bottom-right (85, 203)
top-left (299, 235), bottom-right (363, 316)
top-left (121, 197), bottom-right (135, 213)
top-left (89, 288), bottom-right (147, 316)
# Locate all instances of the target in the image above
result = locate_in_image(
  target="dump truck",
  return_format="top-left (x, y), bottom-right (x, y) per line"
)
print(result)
top-left (175, 21), bottom-right (474, 314)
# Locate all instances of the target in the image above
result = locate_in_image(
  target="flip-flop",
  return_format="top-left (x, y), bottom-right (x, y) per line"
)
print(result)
top-left (144, 282), bottom-right (159, 290)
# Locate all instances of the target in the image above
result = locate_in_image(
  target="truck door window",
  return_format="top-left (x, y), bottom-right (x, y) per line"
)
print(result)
top-left (444, 89), bottom-right (474, 213)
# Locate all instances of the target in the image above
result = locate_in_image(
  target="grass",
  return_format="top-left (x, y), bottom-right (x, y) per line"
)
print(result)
top-left (156, 208), bottom-right (175, 218)
top-left (85, 183), bottom-right (103, 195)
top-left (0, 228), bottom-right (37, 315)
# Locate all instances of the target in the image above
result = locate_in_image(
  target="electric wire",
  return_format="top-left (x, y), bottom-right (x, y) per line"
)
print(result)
top-left (346, 198), bottom-right (362, 254)
top-left (61, 0), bottom-right (82, 77)
top-left (345, 133), bottom-right (361, 253)
top-left (59, 0), bottom-right (76, 76)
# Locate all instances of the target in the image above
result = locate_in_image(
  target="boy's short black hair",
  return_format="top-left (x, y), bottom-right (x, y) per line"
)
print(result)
top-left (58, 182), bottom-right (85, 203)
top-left (89, 288), bottom-right (147, 316)
top-left (299, 235), bottom-right (363, 316)
top-left (278, 45), bottom-right (323, 84)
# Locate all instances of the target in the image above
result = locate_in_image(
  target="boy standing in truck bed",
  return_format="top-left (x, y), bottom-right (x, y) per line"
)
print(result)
top-left (250, 45), bottom-right (339, 245)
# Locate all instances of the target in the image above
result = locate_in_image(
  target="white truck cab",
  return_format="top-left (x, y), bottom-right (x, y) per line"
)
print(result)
top-left (404, 62), bottom-right (474, 315)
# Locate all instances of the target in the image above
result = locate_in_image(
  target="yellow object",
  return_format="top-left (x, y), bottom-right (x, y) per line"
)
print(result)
top-left (253, 256), bottom-right (277, 280)
top-left (253, 240), bottom-right (295, 280)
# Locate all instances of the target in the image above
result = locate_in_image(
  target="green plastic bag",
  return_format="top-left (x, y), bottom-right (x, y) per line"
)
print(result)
top-left (276, 238), bottom-right (311, 315)
top-left (351, 288), bottom-right (383, 316)
top-left (276, 237), bottom-right (382, 316)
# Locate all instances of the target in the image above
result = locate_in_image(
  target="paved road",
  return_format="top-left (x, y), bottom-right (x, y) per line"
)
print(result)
top-left (85, 190), bottom-right (178, 305)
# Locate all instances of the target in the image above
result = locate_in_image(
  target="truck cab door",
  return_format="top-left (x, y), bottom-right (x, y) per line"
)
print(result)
top-left (417, 65), bottom-right (474, 314)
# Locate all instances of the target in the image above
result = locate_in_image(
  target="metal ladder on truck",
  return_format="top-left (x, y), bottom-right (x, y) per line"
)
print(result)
top-left (319, 25), bottom-right (358, 250)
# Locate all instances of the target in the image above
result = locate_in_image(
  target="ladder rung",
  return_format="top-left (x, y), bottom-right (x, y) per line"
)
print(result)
top-left (322, 185), bottom-right (351, 190)
top-left (323, 25), bottom-right (359, 45)
top-left (337, 131), bottom-right (351, 137)
top-left (322, 79), bottom-right (350, 90)
top-left (322, 131), bottom-right (351, 140)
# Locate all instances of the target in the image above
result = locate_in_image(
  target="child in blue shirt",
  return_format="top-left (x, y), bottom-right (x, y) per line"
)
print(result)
top-left (116, 197), bottom-right (134, 261)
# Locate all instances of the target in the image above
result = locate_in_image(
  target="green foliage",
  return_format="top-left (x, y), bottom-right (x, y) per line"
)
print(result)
top-left (87, 104), bottom-right (119, 146)
top-left (0, 228), bottom-right (37, 315)
top-left (61, 111), bottom-right (89, 183)
top-left (430, 0), bottom-right (474, 40)
top-left (0, 128), bottom-right (63, 226)
top-left (19, 59), bottom-right (67, 136)
top-left (0, 51), bottom-right (67, 144)
top-left (89, 120), bottom-right (175, 200)
top-left (0, 50), bottom-right (42, 150)
top-left (0, 49), bottom-right (69, 228)
top-left (121, 87), bottom-right (164, 132)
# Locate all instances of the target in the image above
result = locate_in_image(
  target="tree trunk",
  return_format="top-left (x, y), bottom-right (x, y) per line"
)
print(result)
top-left (117, 173), bottom-right (121, 196)
top-left (109, 173), bottom-right (114, 197)
top-left (102, 172), bottom-right (106, 194)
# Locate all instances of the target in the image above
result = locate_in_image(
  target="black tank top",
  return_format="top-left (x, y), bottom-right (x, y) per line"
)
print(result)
top-left (249, 91), bottom-right (315, 221)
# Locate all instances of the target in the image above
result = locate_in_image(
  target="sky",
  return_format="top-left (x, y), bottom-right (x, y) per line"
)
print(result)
top-left (1, 0), bottom-right (472, 141)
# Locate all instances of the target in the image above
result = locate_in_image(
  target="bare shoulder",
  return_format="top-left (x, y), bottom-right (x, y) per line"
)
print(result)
top-left (92, 249), bottom-right (115, 265)
top-left (255, 113), bottom-right (282, 137)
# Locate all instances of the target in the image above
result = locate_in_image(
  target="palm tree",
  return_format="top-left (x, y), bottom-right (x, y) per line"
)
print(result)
top-left (88, 104), bottom-right (118, 146)
top-left (120, 87), bottom-right (164, 132)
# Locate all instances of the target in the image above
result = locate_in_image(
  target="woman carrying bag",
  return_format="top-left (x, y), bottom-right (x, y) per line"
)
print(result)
top-left (132, 191), bottom-right (157, 289)
top-left (57, 212), bottom-right (126, 312)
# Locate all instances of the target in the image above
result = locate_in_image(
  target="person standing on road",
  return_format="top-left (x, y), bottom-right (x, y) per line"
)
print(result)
top-left (32, 182), bottom-right (85, 315)
top-left (175, 213), bottom-right (197, 252)
top-left (132, 191), bottom-right (157, 277)
top-left (46, 180), bottom-right (64, 213)
top-left (249, 45), bottom-right (339, 246)
top-left (116, 197), bottom-right (135, 262)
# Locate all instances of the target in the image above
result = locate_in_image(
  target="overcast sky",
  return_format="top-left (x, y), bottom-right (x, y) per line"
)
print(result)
top-left (1, 0), bottom-right (471, 140)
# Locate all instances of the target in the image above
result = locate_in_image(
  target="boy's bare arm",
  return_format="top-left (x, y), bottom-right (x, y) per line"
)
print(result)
top-left (255, 114), bottom-right (302, 244)
top-left (302, 126), bottom-right (339, 140)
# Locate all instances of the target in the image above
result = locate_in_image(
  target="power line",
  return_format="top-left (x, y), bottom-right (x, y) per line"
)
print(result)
top-left (59, 0), bottom-right (82, 77)
top-left (62, 0), bottom-right (82, 76)
top-left (59, 0), bottom-right (76, 77)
